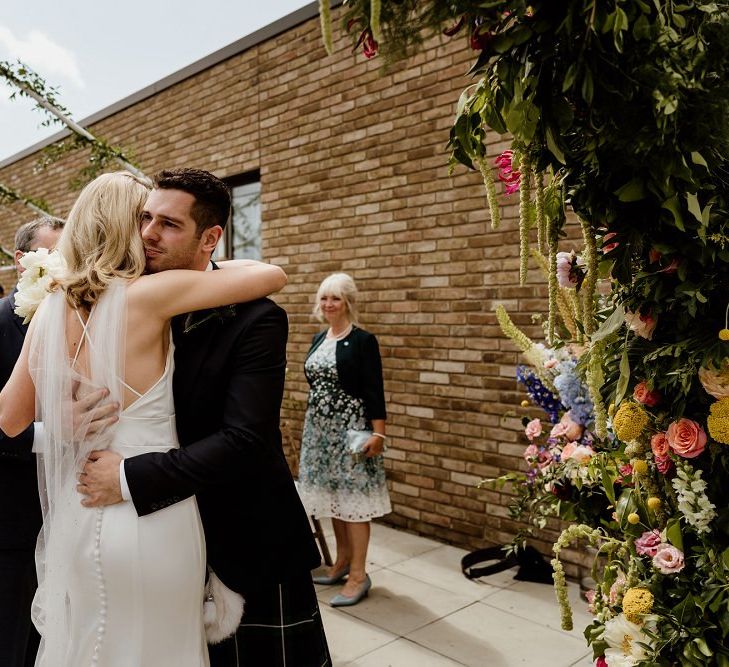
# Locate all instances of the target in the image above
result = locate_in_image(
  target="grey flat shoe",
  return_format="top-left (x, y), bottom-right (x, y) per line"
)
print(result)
top-left (330, 575), bottom-right (371, 607)
top-left (312, 566), bottom-right (350, 585)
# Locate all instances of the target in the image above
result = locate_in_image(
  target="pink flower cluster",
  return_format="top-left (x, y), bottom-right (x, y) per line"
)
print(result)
top-left (650, 433), bottom-right (674, 474)
top-left (651, 419), bottom-right (706, 471)
top-left (635, 530), bottom-right (685, 574)
top-left (494, 150), bottom-right (520, 195)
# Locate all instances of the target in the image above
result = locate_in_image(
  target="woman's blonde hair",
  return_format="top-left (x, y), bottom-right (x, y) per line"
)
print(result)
top-left (313, 272), bottom-right (359, 324)
top-left (56, 172), bottom-right (149, 309)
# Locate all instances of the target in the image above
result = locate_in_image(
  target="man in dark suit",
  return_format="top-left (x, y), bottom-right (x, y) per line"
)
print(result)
top-left (0, 216), bottom-right (63, 667)
top-left (81, 169), bottom-right (330, 666)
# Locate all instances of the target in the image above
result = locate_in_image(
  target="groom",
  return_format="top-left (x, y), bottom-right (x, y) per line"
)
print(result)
top-left (81, 169), bottom-right (330, 666)
top-left (0, 216), bottom-right (64, 667)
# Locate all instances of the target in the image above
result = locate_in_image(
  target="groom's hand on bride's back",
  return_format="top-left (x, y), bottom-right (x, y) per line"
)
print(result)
top-left (70, 384), bottom-right (120, 439)
top-left (78, 450), bottom-right (123, 507)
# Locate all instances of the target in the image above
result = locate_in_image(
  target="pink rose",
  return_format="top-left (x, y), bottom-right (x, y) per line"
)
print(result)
top-left (595, 658), bottom-right (608, 667)
top-left (666, 418), bottom-right (707, 459)
top-left (550, 423), bottom-right (567, 438)
top-left (635, 529), bottom-right (662, 557)
top-left (655, 454), bottom-right (674, 475)
top-left (651, 433), bottom-right (669, 458)
top-left (560, 441), bottom-right (577, 461)
top-left (524, 418), bottom-right (543, 441)
top-left (625, 310), bottom-right (657, 340)
top-left (619, 463), bottom-right (633, 477)
top-left (653, 544), bottom-right (685, 574)
top-left (633, 381), bottom-right (661, 407)
top-left (569, 445), bottom-right (594, 464)
top-left (523, 444), bottom-right (538, 462)
top-left (552, 412), bottom-right (584, 441)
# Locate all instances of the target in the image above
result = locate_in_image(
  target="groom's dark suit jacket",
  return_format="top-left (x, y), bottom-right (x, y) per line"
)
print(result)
top-left (124, 297), bottom-right (320, 594)
top-left (0, 289), bottom-right (42, 550)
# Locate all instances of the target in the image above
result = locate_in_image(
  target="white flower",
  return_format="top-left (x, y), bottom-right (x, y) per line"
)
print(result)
top-left (671, 462), bottom-right (716, 534)
top-left (14, 249), bottom-right (66, 324)
top-left (603, 614), bottom-right (652, 665)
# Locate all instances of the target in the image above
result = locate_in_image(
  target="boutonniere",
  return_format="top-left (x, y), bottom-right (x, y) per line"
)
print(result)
top-left (183, 304), bottom-right (237, 334)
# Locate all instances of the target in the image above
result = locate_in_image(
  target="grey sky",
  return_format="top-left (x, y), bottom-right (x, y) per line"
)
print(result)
top-left (0, 0), bottom-right (311, 160)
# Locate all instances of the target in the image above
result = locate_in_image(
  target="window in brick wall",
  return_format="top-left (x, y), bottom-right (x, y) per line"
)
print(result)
top-left (213, 172), bottom-right (261, 261)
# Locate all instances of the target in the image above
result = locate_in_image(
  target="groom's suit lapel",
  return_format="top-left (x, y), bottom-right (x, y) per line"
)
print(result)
top-left (172, 311), bottom-right (220, 399)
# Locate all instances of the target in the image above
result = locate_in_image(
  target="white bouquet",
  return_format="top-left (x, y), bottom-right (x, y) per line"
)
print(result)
top-left (14, 248), bottom-right (66, 324)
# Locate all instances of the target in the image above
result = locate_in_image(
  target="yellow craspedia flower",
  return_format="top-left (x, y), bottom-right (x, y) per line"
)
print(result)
top-left (707, 398), bottom-right (729, 445)
top-left (627, 512), bottom-right (640, 525)
top-left (613, 402), bottom-right (649, 443)
top-left (720, 329), bottom-right (729, 341)
top-left (647, 497), bottom-right (661, 510)
top-left (632, 459), bottom-right (648, 475)
top-left (622, 588), bottom-right (654, 624)
top-left (520, 400), bottom-right (530, 408)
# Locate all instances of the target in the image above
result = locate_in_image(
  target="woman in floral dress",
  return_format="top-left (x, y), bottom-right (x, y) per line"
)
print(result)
top-left (298, 273), bottom-right (390, 607)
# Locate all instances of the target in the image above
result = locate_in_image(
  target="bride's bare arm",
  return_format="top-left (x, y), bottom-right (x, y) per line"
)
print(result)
top-left (130, 260), bottom-right (287, 321)
top-left (0, 327), bottom-right (35, 438)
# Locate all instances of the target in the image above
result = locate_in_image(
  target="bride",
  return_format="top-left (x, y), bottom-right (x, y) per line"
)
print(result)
top-left (0, 172), bottom-right (287, 666)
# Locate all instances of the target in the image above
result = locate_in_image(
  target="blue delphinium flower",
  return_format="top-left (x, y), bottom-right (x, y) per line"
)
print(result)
top-left (553, 358), bottom-right (594, 426)
top-left (516, 365), bottom-right (564, 423)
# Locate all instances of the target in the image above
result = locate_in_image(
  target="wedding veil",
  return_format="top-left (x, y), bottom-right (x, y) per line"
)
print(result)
top-left (27, 280), bottom-right (127, 663)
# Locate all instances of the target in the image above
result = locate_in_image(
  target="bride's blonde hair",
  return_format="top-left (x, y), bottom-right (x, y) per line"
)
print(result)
top-left (56, 172), bottom-right (149, 309)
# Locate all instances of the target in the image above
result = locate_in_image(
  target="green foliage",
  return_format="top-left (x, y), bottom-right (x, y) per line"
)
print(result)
top-left (335, 2), bottom-right (729, 663)
top-left (1, 59), bottom-right (147, 191)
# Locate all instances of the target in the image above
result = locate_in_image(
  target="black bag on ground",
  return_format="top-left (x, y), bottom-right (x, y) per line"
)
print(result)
top-left (460, 545), bottom-right (554, 585)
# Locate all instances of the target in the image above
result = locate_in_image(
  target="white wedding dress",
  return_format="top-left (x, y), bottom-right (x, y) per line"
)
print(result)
top-left (29, 282), bottom-right (208, 667)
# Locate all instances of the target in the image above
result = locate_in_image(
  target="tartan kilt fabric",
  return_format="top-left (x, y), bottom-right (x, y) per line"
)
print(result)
top-left (208, 571), bottom-right (331, 667)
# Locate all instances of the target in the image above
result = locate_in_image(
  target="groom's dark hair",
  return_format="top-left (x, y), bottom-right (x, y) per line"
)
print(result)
top-left (153, 168), bottom-right (231, 235)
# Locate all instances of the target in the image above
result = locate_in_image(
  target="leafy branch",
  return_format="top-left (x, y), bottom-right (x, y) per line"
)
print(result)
top-left (0, 60), bottom-right (150, 186)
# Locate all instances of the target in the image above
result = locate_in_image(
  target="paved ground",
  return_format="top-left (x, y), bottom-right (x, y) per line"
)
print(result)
top-left (314, 522), bottom-right (595, 666)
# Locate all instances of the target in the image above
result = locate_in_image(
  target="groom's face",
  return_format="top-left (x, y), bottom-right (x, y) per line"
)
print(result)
top-left (140, 188), bottom-right (210, 273)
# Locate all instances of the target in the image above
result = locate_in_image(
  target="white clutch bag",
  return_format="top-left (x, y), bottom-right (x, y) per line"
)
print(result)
top-left (346, 429), bottom-right (372, 463)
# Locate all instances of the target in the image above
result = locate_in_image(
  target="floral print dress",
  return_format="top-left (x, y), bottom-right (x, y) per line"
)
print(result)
top-left (298, 338), bottom-right (391, 521)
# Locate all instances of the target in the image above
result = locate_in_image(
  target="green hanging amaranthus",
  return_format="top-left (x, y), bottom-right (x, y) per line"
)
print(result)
top-left (370, 0), bottom-right (382, 43)
top-left (534, 168), bottom-right (546, 254)
top-left (579, 218), bottom-right (599, 338)
top-left (319, 0), bottom-right (334, 55)
top-left (495, 304), bottom-right (557, 391)
top-left (586, 339), bottom-right (608, 438)
top-left (551, 524), bottom-right (629, 632)
top-left (477, 157), bottom-right (500, 230)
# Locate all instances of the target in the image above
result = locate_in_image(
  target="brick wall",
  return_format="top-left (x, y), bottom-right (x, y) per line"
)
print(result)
top-left (0, 9), bottom-right (588, 577)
